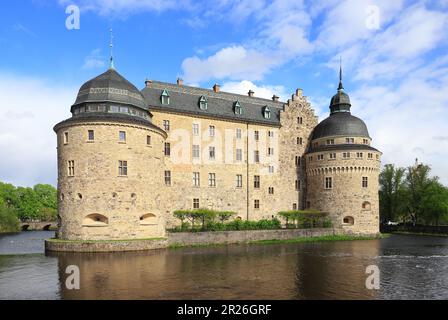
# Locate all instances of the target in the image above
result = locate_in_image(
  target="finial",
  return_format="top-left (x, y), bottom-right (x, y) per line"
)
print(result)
top-left (109, 28), bottom-right (115, 69)
top-left (338, 56), bottom-right (343, 91)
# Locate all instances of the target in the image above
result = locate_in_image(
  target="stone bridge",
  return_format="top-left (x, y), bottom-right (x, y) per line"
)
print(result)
top-left (20, 221), bottom-right (57, 231)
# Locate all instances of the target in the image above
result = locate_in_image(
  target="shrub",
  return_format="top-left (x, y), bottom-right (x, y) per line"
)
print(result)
top-left (278, 210), bottom-right (330, 229)
top-left (0, 204), bottom-right (20, 233)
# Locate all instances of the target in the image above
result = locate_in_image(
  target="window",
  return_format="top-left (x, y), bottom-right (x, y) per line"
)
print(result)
top-left (209, 125), bottom-right (215, 137)
top-left (313, 142), bottom-right (318, 148)
top-left (236, 174), bottom-right (243, 188)
top-left (88, 130), bottom-right (94, 141)
top-left (325, 177), bottom-right (332, 189)
top-left (343, 152), bottom-right (350, 158)
top-left (268, 187), bottom-right (274, 194)
top-left (119, 131), bottom-right (126, 142)
top-left (192, 145), bottom-right (200, 158)
top-left (199, 96), bottom-right (208, 110)
top-left (308, 156), bottom-right (313, 161)
top-left (193, 172), bottom-right (200, 187)
top-left (297, 137), bottom-right (303, 145)
top-left (192, 123), bottom-right (199, 136)
top-left (269, 165), bottom-right (274, 173)
top-left (343, 216), bottom-right (354, 225)
top-left (317, 154), bottom-right (324, 160)
top-left (363, 139), bottom-right (369, 144)
top-left (268, 147), bottom-right (274, 156)
top-left (234, 101), bottom-right (242, 114)
top-left (295, 180), bottom-right (300, 190)
top-left (164, 170), bottom-right (171, 186)
top-left (110, 105), bottom-right (119, 112)
top-left (368, 153), bottom-right (373, 159)
top-left (193, 198), bottom-right (200, 209)
top-left (254, 199), bottom-right (260, 209)
top-left (63, 132), bottom-right (69, 144)
top-left (357, 152), bottom-right (363, 158)
top-left (346, 137), bottom-right (355, 144)
top-left (139, 213), bottom-right (157, 226)
top-left (161, 89), bottom-right (170, 105)
top-left (326, 139), bottom-right (334, 145)
top-left (164, 142), bottom-right (171, 156)
top-left (236, 128), bottom-right (242, 139)
top-left (362, 201), bottom-right (371, 210)
top-left (254, 175), bottom-right (260, 189)
top-left (297, 117), bottom-right (303, 124)
top-left (119, 106), bottom-right (129, 113)
top-left (254, 130), bottom-right (259, 141)
top-left (118, 160), bottom-right (128, 176)
top-left (208, 173), bottom-right (216, 187)
top-left (362, 177), bottom-right (368, 188)
top-left (254, 150), bottom-right (260, 163)
top-left (263, 106), bottom-right (271, 119)
top-left (68, 160), bottom-right (75, 176)
top-left (209, 146), bottom-right (215, 159)
top-left (329, 153), bottom-right (336, 159)
top-left (146, 135), bottom-right (151, 145)
top-left (293, 203), bottom-right (297, 210)
top-left (82, 213), bottom-right (108, 227)
top-left (163, 120), bottom-right (170, 131)
top-left (236, 148), bottom-right (242, 162)
top-left (295, 156), bottom-right (301, 166)
top-left (268, 131), bottom-right (274, 138)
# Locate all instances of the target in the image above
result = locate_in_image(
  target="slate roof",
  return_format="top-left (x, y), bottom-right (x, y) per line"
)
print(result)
top-left (311, 112), bottom-right (370, 140)
top-left (307, 143), bottom-right (380, 154)
top-left (141, 81), bottom-right (285, 126)
top-left (72, 69), bottom-right (147, 111)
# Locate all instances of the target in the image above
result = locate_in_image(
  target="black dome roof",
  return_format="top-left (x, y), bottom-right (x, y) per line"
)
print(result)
top-left (72, 69), bottom-right (146, 110)
top-left (311, 112), bottom-right (370, 140)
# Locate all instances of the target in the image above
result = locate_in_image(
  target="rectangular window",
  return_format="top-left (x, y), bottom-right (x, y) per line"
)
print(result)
top-left (254, 199), bottom-right (260, 209)
top-left (192, 145), bottom-right (200, 158)
top-left (192, 123), bottom-right (199, 136)
top-left (146, 135), bottom-right (151, 145)
top-left (346, 137), bottom-right (355, 144)
top-left (357, 152), bottom-right (363, 158)
top-left (325, 177), bottom-right (332, 189)
top-left (268, 187), bottom-right (274, 194)
top-left (236, 174), bottom-right (243, 188)
top-left (363, 139), bottom-right (369, 144)
top-left (269, 165), bottom-right (274, 173)
top-left (193, 198), bottom-right (200, 209)
top-left (254, 150), bottom-right (260, 163)
top-left (88, 130), bottom-right (95, 141)
top-left (68, 160), bottom-right (75, 176)
top-left (63, 132), bottom-right (69, 144)
top-left (343, 152), bottom-right (350, 158)
top-left (297, 117), bottom-right (303, 124)
top-left (193, 172), bottom-right (200, 187)
top-left (268, 147), bottom-right (274, 156)
top-left (236, 128), bottom-right (242, 139)
top-left (295, 156), bottom-right (301, 166)
top-left (268, 131), bottom-right (274, 138)
top-left (118, 160), bottom-right (128, 176)
top-left (329, 153), bottom-right (336, 159)
top-left (362, 177), bottom-right (368, 188)
top-left (209, 146), bottom-right (215, 159)
top-left (254, 175), bottom-right (260, 189)
top-left (164, 142), bottom-right (171, 156)
top-left (236, 148), bottom-right (242, 162)
top-left (293, 203), bottom-right (297, 210)
top-left (163, 120), bottom-right (170, 132)
top-left (209, 125), bottom-right (215, 137)
top-left (326, 139), bottom-right (334, 145)
top-left (254, 130), bottom-right (259, 141)
top-left (295, 180), bottom-right (299, 190)
top-left (368, 153), bottom-right (373, 159)
top-left (119, 131), bottom-right (126, 142)
top-left (317, 154), bottom-right (324, 160)
top-left (208, 173), bottom-right (216, 187)
top-left (164, 170), bottom-right (171, 186)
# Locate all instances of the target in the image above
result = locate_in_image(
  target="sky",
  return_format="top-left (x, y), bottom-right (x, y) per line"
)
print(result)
top-left (0, 0), bottom-right (447, 187)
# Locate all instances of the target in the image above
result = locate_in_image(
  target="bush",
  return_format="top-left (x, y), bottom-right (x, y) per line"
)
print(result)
top-left (0, 204), bottom-right (20, 233)
top-left (278, 210), bottom-right (331, 229)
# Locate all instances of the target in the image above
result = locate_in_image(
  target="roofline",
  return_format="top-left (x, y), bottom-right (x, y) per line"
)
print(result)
top-left (306, 144), bottom-right (381, 154)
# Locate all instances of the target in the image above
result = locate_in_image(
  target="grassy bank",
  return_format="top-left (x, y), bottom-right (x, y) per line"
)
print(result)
top-left (391, 231), bottom-right (448, 237)
top-left (248, 234), bottom-right (385, 245)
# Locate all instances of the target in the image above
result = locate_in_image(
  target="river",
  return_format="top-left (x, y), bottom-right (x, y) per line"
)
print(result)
top-left (0, 231), bottom-right (447, 299)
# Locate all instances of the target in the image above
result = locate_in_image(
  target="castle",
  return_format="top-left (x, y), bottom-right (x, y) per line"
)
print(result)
top-left (54, 64), bottom-right (381, 241)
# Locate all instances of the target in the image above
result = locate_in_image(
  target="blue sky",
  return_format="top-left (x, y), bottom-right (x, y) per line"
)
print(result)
top-left (0, 0), bottom-right (448, 187)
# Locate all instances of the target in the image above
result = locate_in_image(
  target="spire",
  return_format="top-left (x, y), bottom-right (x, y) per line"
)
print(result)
top-left (109, 28), bottom-right (115, 69)
top-left (338, 56), bottom-right (344, 91)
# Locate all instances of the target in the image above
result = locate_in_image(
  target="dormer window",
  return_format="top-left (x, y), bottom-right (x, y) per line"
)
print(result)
top-left (161, 89), bottom-right (170, 105)
top-left (199, 96), bottom-right (208, 110)
top-left (234, 101), bottom-right (242, 115)
top-left (263, 106), bottom-right (271, 119)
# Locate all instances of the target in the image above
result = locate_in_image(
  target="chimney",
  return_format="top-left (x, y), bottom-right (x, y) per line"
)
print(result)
top-left (272, 95), bottom-right (279, 102)
top-left (248, 90), bottom-right (254, 97)
top-left (145, 79), bottom-right (152, 88)
top-left (213, 84), bottom-right (220, 93)
top-left (177, 78), bottom-right (183, 86)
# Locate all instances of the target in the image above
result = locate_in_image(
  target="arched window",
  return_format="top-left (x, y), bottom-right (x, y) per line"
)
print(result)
top-left (342, 216), bottom-right (354, 225)
top-left (82, 213), bottom-right (108, 227)
top-left (263, 106), bottom-right (271, 119)
top-left (362, 201), bottom-right (371, 210)
top-left (199, 96), bottom-right (208, 110)
top-left (234, 101), bottom-right (242, 115)
top-left (161, 89), bottom-right (170, 105)
top-left (139, 213), bottom-right (157, 225)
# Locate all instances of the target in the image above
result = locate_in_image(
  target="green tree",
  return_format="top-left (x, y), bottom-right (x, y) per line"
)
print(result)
top-left (16, 187), bottom-right (43, 220)
top-left (0, 182), bottom-right (19, 208)
top-left (420, 181), bottom-right (448, 225)
top-left (379, 164), bottom-right (407, 223)
top-left (33, 184), bottom-right (57, 210)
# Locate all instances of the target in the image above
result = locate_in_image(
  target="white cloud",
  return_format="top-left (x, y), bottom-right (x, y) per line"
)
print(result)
top-left (220, 80), bottom-right (289, 102)
top-left (0, 73), bottom-right (74, 187)
top-left (82, 48), bottom-right (106, 69)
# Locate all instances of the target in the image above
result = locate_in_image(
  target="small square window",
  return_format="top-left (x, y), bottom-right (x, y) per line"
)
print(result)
top-left (236, 128), bottom-right (242, 139)
top-left (118, 160), bottom-right (128, 176)
top-left (119, 131), bottom-right (126, 142)
top-left (193, 198), bottom-right (200, 209)
top-left (254, 199), bottom-right (260, 209)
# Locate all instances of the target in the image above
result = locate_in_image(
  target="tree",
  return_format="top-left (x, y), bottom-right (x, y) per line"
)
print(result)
top-left (33, 184), bottom-right (57, 209)
top-left (420, 181), bottom-right (448, 226)
top-left (379, 164), bottom-right (407, 223)
top-left (16, 187), bottom-right (43, 220)
top-left (0, 182), bottom-right (19, 208)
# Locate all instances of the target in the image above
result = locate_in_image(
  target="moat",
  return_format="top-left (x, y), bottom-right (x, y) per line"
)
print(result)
top-left (0, 231), bottom-right (447, 299)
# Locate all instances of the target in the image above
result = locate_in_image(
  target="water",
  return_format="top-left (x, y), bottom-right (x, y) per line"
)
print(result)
top-left (0, 231), bottom-right (447, 299)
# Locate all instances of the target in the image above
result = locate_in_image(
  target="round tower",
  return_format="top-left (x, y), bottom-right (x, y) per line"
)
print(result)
top-left (54, 67), bottom-right (167, 240)
top-left (305, 68), bottom-right (381, 235)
